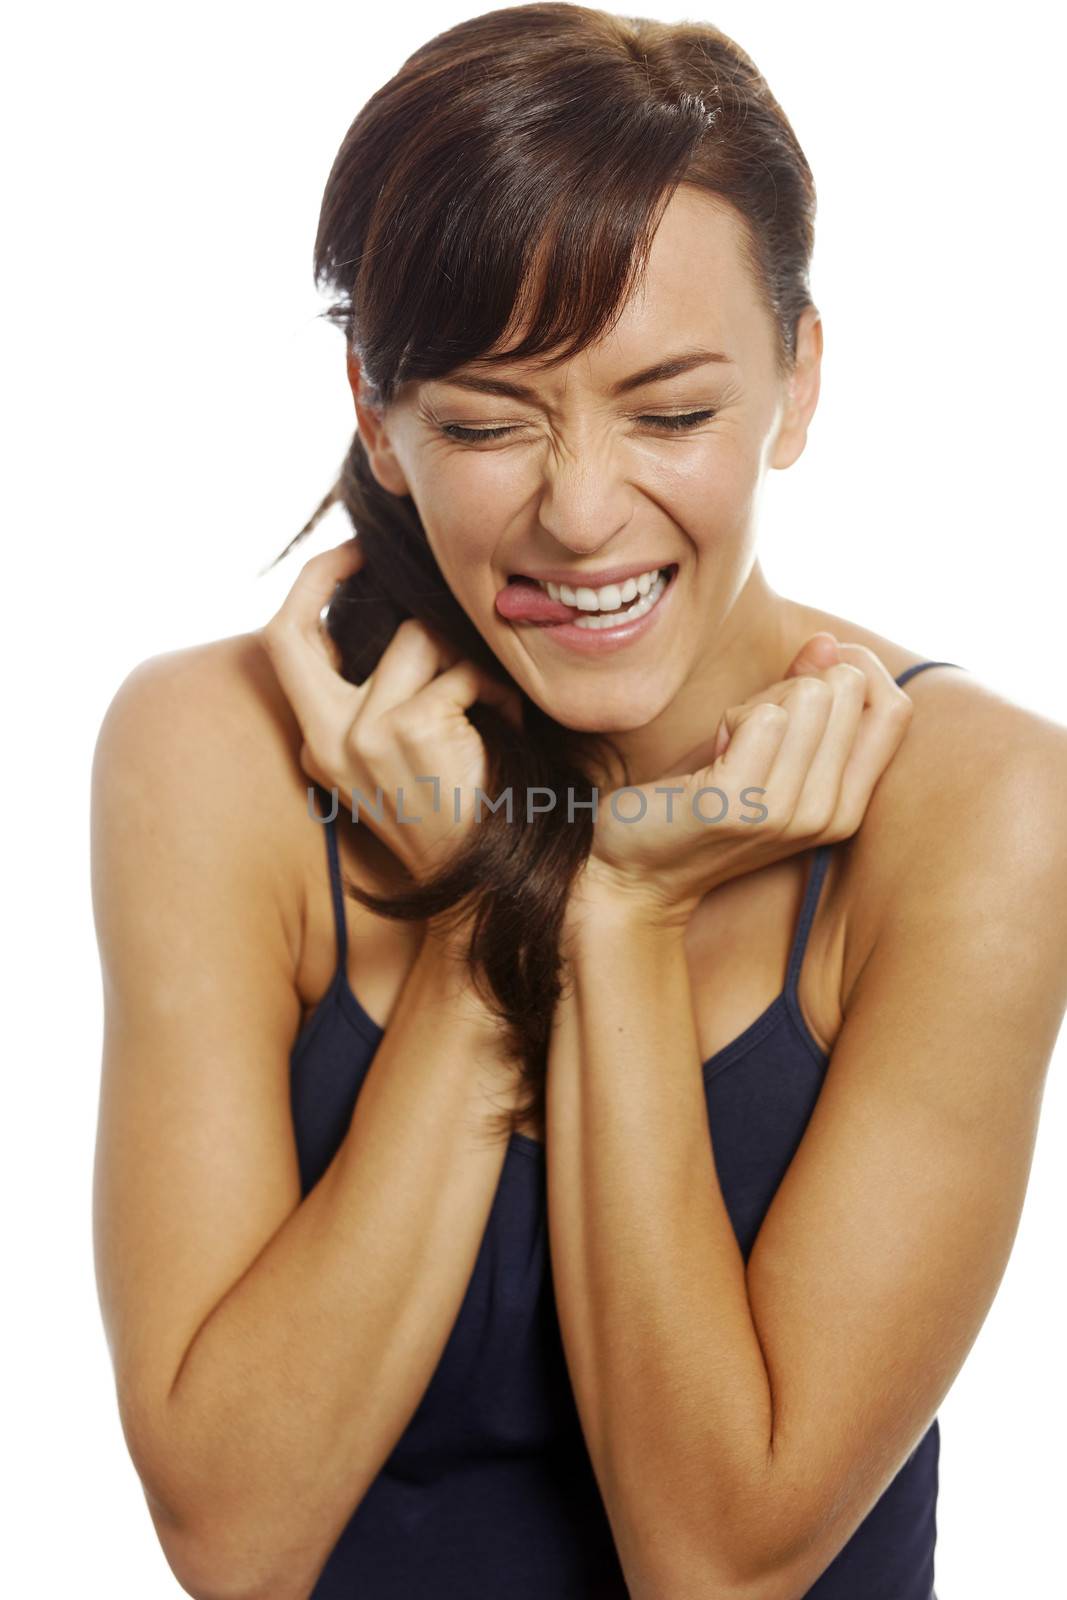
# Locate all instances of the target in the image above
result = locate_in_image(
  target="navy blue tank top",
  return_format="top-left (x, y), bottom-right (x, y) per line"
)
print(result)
top-left (291, 659), bottom-right (964, 1598)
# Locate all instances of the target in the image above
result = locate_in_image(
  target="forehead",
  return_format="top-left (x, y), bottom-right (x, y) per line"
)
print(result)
top-left (440, 186), bottom-right (761, 400)
top-left (640, 185), bottom-right (756, 314)
top-left (606, 187), bottom-right (760, 368)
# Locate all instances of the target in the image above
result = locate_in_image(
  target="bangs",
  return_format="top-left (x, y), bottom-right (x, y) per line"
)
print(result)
top-left (315, 31), bottom-right (718, 404)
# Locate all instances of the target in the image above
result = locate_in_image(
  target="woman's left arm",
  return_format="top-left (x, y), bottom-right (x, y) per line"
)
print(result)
top-left (546, 731), bottom-right (1067, 1600)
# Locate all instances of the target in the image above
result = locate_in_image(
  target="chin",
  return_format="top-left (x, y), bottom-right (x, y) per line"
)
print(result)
top-left (539, 686), bottom-right (673, 737)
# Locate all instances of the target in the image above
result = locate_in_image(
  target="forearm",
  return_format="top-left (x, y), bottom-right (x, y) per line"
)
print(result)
top-left (547, 895), bottom-right (775, 1595)
top-left (158, 923), bottom-right (517, 1597)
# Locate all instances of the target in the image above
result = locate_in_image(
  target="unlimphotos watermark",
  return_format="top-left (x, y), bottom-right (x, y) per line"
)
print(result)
top-left (309, 778), bottom-right (770, 827)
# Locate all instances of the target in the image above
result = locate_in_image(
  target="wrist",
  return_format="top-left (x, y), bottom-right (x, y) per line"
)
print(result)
top-left (565, 861), bottom-right (698, 944)
top-left (417, 918), bottom-right (514, 1057)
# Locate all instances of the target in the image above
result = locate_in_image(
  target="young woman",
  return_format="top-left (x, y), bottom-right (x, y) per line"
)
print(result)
top-left (91, 6), bottom-right (1067, 1598)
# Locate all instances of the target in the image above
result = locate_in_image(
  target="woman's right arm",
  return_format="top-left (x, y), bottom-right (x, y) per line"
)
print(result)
top-left (91, 643), bottom-right (520, 1600)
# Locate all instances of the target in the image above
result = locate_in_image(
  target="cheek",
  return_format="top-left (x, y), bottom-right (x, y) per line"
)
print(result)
top-left (411, 466), bottom-right (502, 564)
top-left (651, 437), bottom-right (757, 542)
top-left (652, 468), bottom-right (738, 549)
top-left (420, 460), bottom-right (523, 573)
top-left (420, 512), bottom-right (497, 582)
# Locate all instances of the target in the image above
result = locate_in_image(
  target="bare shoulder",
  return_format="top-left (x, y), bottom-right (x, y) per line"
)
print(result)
top-left (858, 654), bottom-right (1067, 881)
top-left (94, 629), bottom-right (306, 799)
top-left (92, 631), bottom-right (314, 958)
top-left (828, 641), bottom-right (1067, 1012)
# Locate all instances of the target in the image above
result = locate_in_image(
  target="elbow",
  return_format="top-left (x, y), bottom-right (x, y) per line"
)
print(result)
top-left (635, 1555), bottom-right (801, 1600)
top-left (121, 1406), bottom-right (315, 1600)
top-left (704, 1532), bottom-right (820, 1600)
top-left (139, 1494), bottom-right (255, 1600)
top-left (135, 1465), bottom-right (313, 1600)
top-left (628, 1558), bottom-right (779, 1600)
top-left (146, 1497), bottom-right (321, 1600)
top-left (627, 1491), bottom-right (806, 1600)
top-left (622, 1524), bottom-right (778, 1600)
top-left (147, 1505), bottom-right (311, 1600)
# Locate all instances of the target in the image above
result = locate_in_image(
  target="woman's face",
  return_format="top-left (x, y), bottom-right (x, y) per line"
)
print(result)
top-left (354, 184), bottom-right (821, 736)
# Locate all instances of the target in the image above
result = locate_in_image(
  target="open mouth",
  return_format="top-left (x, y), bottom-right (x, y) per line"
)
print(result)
top-left (502, 563), bottom-right (678, 629)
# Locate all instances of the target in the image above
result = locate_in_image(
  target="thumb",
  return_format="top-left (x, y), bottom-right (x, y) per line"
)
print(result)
top-left (786, 630), bottom-right (839, 676)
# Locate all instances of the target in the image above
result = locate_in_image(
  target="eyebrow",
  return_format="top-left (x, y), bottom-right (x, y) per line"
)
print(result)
top-left (434, 346), bottom-right (736, 403)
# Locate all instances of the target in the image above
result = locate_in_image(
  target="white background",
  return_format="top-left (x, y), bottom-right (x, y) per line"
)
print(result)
top-left (3, 1), bottom-right (1065, 1593)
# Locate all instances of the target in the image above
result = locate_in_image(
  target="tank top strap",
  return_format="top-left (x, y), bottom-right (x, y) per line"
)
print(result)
top-left (895, 659), bottom-right (965, 687)
top-left (784, 658), bottom-right (964, 998)
top-left (309, 782), bottom-right (348, 973)
top-left (784, 846), bottom-right (833, 1001)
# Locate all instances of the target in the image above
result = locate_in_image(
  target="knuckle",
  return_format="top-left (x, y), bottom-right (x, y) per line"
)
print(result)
top-left (258, 618), bottom-right (288, 656)
top-left (761, 791), bottom-right (789, 832)
top-left (302, 730), bottom-right (335, 776)
top-left (751, 700), bottom-right (788, 722)
top-left (256, 623), bottom-right (277, 658)
top-left (388, 705), bottom-right (425, 742)
top-left (787, 675), bottom-right (832, 703)
top-left (830, 805), bottom-right (865, 840)
top-left (831, 662), bottom-right (867, 687)
top-left (297, 551), bottom-right (327, 586)
top-left (348, 722), bottom-right (386, 764)
top-left (792, 799), bottom-right (835, 837)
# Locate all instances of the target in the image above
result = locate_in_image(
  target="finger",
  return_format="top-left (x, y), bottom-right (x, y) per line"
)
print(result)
top-left (831, 641), bottom-right (899, 698)
top-left (697, 648), bottom-right (840, 771)
top-left (760, 674), bottom-right (838, 822)
top-left (828, 644), bottom-right (914, 824)
top-left (405, 659), bottom-right (524, 733)
top-left (665, 628), bottom-right (836, 773)
top-left (691, 699), bottom-right (791, 795)
top-left (273, 537), bottom-right (366, 637)
top-left (359, 617), bottom-right (460, 722)
top-left (675, 684), bottom-right (791, 775)
top-left (258, 538), bottom-right (367, 738)
top-left (784, 630), bottom-right (841, 676)
top-left (700, 643), bottom-right (883, 780)
top-left (779, 662), bottom-right (868, 833)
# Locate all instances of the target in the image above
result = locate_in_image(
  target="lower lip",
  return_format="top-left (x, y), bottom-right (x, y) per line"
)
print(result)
top-left (510, 566), bottom-right (679, 656)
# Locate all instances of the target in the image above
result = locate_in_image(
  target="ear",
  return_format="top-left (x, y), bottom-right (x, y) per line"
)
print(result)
top-left (768, 305), bottom-right (823, 471)
top-left (346, 350), bottom-right (411, 497)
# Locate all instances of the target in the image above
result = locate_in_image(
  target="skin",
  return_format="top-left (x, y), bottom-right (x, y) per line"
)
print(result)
top-left (350, 184), bottom-right (826, 784)
top-left (91, 178), bottom-right (1067, 1596)
top-left (315, 180), bottom-right (958, 1137)
top-left (272, 180), bottom-right (1067, 1158)
top-left (299, 181), bottom-right (1067, 1590)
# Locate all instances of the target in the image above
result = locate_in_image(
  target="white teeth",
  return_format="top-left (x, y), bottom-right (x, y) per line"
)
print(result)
top-left (571, 567), bottom-right (669, 629)
top-left (540, 566), bottom-right (664, 612)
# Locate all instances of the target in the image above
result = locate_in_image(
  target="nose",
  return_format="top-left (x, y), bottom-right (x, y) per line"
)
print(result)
top-left (535, 443), bottom-right (636, 557)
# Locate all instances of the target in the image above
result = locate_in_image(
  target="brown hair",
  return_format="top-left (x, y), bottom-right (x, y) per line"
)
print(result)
top-left (267, 2), bottom-right (817, 1139)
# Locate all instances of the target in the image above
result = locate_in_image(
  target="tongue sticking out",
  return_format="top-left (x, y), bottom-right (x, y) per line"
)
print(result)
top-left (495, 578), bottom-right (581, 624)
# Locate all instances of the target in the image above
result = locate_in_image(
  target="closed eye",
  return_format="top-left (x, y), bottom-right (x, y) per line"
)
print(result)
top-left (439, 409), bottom-right (718, 443)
